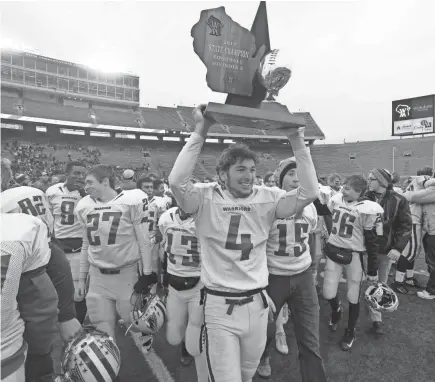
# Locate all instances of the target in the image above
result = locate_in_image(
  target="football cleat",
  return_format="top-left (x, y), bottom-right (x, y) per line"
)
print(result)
top-left (180, 342), bottom-right (193, 366)
top-left (275, 332), bottom-right (288, 355)
top-left (257, 356), bottom-right (271, 379)
top-left (392, 281), bottom-right (412, 295)
top-left (340, 329), bottom-right (355, 351)
top-left (405, 277), bottom-right (424, 289)
top-left (329, 305), bottom-right (342, 332)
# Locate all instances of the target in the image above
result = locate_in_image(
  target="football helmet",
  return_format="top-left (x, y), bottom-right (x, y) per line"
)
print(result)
top-left (130, 292), bottom-right (167, 335)
top-left (364, 282), bottom-right (399, 312)
top-left (61, 327), bottom-right (121, 382)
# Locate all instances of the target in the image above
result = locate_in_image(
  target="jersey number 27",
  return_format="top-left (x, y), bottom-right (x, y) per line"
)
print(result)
top-left (87, 212), bottom-right (122, 246)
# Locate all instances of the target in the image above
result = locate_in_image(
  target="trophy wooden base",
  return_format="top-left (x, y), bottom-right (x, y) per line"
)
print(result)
top-left (204, 101), bottom-right (305, 130)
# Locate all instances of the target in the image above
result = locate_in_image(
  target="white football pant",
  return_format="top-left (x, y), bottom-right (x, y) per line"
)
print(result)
top-left (166, 280), bottom-right (208, 382)
top-left (86, 263), bottom-right (139, 340)
top-left (323, 253), bottom-right (363, 304)
top-left (204, 293), bottom-right (268, 382)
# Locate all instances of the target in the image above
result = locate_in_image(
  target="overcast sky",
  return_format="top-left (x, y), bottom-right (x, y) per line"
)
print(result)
top-left (1, 0), bottom-right (434, 144)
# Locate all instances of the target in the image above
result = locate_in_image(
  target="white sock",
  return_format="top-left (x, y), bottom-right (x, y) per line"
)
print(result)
top-left (395, 271), bottom-right (405, 283)
top-left (406, 269), bottom-right (414, 279)
top-left (276, 323), bottom-right (284, 336)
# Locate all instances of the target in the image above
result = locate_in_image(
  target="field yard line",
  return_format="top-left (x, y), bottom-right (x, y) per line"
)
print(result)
top-left (129, 331), bottom-right (175, 382)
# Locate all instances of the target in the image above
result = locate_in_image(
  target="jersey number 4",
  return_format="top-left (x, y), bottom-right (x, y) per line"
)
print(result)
top-left (87, 212), bottom-right (122, 246)
top-left (275, 223), bottom-right (309, 257)
top-left (225, 215), bottom-right (254, 261)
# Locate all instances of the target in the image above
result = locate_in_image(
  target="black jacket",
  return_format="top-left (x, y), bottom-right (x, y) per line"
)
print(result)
top-left (363, 189), bottom-right (412, 254)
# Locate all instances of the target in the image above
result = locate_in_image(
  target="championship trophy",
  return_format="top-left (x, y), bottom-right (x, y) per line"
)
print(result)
top-left (191, 2), bottom-right (305, 130)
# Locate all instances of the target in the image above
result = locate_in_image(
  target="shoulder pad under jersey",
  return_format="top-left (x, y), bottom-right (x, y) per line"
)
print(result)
top-left (76, 195), bottom-right (94, 210)
top-left (318, 185), bottom-right (332, 204)
top-left (45, 183), bottom-right (64, 196)
top-left (330, 192), bottom-right (344, 204)
top-left (354, 200), bottom-right (384, 215)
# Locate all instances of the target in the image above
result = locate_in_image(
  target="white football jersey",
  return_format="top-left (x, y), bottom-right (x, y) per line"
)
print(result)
top-left (159, 207), bottom-right (201, 277)
top-left (193, 183), bottom-right (284, 292)
top-left (267, 203), bottom-right (317, 276)
top-left (46, 183), bottom-right (83, 239)
top-left (404, 179), bottom-right (424, 225)
top-left (1, 186), bottom-right (54, 236)
top-left (76, 189), bottom-right (149, 269)
top-left (1, 214), bottom-right (51, 359)
top-left (148, 195), bottom-right (172, 236)
top-left (327, 193), bottom-right (384, 252)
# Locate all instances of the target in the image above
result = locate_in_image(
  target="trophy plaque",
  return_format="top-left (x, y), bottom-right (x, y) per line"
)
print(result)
top-left (191, 3), bottom-right (305, 130)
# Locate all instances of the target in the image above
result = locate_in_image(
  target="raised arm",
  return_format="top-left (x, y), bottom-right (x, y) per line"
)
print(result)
top-left (276, 128), bottom-right (319, 219)
top-left (168, 105), bottom-right (213, 214)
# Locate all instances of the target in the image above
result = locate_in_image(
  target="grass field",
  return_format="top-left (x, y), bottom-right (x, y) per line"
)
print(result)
top-left (53, 254), bottom-right (434, 382)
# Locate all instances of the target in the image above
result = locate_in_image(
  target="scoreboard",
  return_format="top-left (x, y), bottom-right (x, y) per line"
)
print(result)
top-left (1, 49), bottom-right (140, 104)
top-left (392, 95), bottom-right (434, 136)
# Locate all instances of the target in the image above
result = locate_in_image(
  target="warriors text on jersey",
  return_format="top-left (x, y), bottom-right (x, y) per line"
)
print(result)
top-left (159, 207), bottom-right (201, 278)
top-left (0, 186), bottom-right (54, 236)
top-left (76, 189), bottom-right (149, 270)
top-left (46, 183), bottom-right (83, 239)
top-left (1, 214), bottom-right (51, 359)
top-left (267, 203), bottom-right (318, 276)
top-left (193, 183), bottom-right (283, 292)
top-left (327, 193), bottom-right (384, 252)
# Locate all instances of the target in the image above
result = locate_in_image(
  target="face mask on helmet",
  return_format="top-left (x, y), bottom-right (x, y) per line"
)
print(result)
top-left (61, 327), bottom-right (121, 382)
top-left (364, 282), bottom-right (399, 313)
top-left (129, 292), bottom-right (167, 335)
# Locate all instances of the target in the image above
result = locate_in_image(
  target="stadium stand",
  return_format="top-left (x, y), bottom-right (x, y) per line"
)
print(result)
top-left (23, 99), bottom-right (93, 123)
top-left (310, 137), bottom-right (434, 177)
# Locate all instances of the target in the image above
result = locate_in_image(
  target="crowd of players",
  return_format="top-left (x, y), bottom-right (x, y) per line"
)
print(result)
top-left (1, 104), bottom-right (435, 382)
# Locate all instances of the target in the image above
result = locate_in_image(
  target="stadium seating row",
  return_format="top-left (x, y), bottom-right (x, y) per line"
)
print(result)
top-left (1, 95), bottom-right (324, 138)
top-left (2, 128), bottom-right (433, 179)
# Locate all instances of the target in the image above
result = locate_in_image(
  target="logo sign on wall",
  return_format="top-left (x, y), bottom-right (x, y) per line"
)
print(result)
top-left (392, 95), bottom-right (435, 136)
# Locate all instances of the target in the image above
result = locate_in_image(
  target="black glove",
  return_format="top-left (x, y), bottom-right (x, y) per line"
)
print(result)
top-left (134, 272), bottom-right (158, 294)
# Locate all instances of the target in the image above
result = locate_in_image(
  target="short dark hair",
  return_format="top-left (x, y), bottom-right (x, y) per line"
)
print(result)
top-left (216, 144), bottom-right (258, 174)
top-left (391, 172), bottom-right (401, 184)
top-left (86, 164), bottom-right (116, 189)
top-left (343, 174), bottom-right (367, 196)
top-left (328, 173), bottom-right (341, 184)
top-left (65, 161), bottom-right (85, 174)
top-left (153, 179), bottom-right (164, 189)
top-left (264, 172), bottom-right (275, 183)
top-left (137, 176), bottom-right (153, 189)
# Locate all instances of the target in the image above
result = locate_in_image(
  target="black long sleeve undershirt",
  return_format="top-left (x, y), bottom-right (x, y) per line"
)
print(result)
top-left (47, 238), bottom-right (76, 322)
